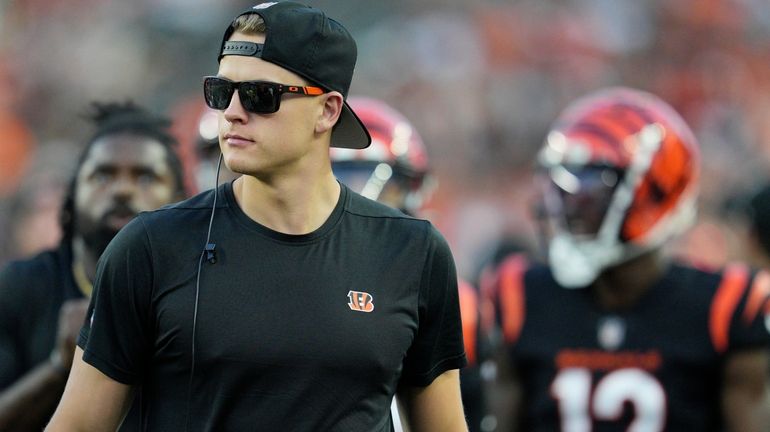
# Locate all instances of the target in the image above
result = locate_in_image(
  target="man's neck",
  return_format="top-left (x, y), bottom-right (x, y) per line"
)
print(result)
top-left (591, 250), bottom-right (668, 311)
top-left (232, 170), bottom-right (341, 235)
top-left (71, 237), bottom-right (98, 296)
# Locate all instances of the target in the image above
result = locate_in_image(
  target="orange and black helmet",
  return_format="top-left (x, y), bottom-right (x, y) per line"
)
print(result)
top-left (330, 97), bottom-right (431, 215)
top-left (536, 87), bottom-right (700, 287)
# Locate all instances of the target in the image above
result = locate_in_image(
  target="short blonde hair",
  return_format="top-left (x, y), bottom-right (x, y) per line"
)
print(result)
top-left (232, 13), bottom-right (266, 34)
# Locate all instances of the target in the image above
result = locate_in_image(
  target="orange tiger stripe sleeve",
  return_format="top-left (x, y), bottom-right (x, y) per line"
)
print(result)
top-left (497, 255), bottom-right (528, 345)
top-left (743, 270), bottom-right (770, 325)
top-left (458, 280), bottom-right (479, 366)
top-left (709, 263), bottom-right (750, 354)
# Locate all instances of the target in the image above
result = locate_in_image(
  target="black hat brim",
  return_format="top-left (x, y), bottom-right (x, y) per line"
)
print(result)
top-left (332, 101), bottom-right (371, 149)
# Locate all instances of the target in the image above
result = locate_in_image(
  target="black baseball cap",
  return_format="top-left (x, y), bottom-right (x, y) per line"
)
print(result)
top-left (217, 1), bottom-right (371, 150)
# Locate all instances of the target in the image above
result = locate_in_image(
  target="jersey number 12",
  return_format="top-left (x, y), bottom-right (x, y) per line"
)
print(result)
top-left (550, 367), bottom-right (666, 432)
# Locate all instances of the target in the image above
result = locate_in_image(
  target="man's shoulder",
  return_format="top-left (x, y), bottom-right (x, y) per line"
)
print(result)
top-left (345, 191), bottom-right (440, 239)
top-left (344, 189), bottom-right (416, 220)
top-left (343, 189), bottom-right (435, 237)
top-left (665, 261), bottom-right (731, 298)
top-left (0, 247), bottom-right (65, 283)
top-left (0, 246), bottom-right (67, 300)
top-left (135, 187), bottom-right (222, 229)
top-left (149, 187), bottom-right (221, 215)
top-left (105, 187), bottom-right (228, 262)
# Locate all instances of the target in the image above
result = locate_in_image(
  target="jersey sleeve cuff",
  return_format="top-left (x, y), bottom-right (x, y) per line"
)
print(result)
top-left (80, 347), bottom-right (140, 385)
top-left (401, 353), bottom-right (468, 387)
top-left (76, 327), bottom-right (90, 350)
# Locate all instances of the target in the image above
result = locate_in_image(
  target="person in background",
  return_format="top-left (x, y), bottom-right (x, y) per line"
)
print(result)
top-left (331, 96), bottom-right (490, 432)
top-left (489, 87), bottom-right (770, 431)
top-left (473, 235), bottom-right (536, 432)
top-left (0, 101), bottom-right (186, 431)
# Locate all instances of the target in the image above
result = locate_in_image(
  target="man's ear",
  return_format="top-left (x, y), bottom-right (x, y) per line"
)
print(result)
top-left (316, 92), bottom-right (344, 134)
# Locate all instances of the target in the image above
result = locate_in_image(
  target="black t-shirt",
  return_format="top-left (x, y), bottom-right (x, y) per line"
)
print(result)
top-left (493, 258), bottom-right (770, 431)
top-left (78, 182), bottom-right (466, 431)
top-left (0, 244), bottom-right (82, 390)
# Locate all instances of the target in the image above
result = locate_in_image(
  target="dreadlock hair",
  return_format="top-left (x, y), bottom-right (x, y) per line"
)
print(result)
top-left (59, 101), bottom-right (186, 246)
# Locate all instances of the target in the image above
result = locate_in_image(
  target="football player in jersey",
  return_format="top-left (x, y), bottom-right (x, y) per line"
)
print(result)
top-left (331, 97), bottom-right (491, 432)
top-left (0, 101), bottom-right (186, 431)
top-left (487, 87), bottom-right (770, 431)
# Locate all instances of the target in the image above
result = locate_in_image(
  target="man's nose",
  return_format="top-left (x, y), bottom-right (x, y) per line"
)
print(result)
top-left (224, 90), bottom-right (248, 123)
top-left (109, 174), bottom-right (137, 199)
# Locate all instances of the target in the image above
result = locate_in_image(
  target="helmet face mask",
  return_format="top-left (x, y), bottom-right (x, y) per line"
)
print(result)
top-left (331, 161), bottom-right (395, 200)
top-left (539, 163), bottom-right (640, 288)
top-left (536, 88), bottom-right (700, 288)
top-left (547, 165), bottom-right (623, 238)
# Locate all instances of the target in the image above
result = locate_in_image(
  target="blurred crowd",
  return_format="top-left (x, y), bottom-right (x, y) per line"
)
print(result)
top-left (1, 0), bottom-right (770, 279)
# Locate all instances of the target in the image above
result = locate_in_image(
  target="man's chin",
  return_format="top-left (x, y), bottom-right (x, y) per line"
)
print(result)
top-left (105, 215), bottom-right (136, 231)
top-left (223, 154), bottom-right (263, 177)
top-left (81, 228), bottom-right (121, 257)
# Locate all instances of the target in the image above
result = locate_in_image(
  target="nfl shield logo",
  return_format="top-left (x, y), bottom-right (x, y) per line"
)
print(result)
top-left (597, 316), bottom-right (625, 351)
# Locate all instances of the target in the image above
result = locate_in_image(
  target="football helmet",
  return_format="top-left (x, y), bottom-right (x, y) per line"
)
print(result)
top-left (536, 87), bottom-right (700, 288)
top-left (330, 97), bottom-right (431, 215)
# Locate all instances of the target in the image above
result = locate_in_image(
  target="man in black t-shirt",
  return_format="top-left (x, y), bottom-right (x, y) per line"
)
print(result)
top-left (0, 102), bottom-right (185, 431)
top-left (487, 87), bottom-right (770, 431)
top-left (48, 3), bottom-right (468, 431)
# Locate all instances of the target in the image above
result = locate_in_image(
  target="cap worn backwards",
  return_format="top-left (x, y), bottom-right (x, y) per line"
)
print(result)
top-left (217, 1), bottom-right (371, 150)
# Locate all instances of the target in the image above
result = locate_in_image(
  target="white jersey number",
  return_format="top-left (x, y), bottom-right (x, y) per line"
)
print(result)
top-left (550, 368), bottom-right (666, 432)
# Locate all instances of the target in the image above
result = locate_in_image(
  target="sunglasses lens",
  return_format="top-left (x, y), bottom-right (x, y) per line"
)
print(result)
top-left (240, 82), bottom-right (279, 114)
top-left (204, 78), bottom-right (234, 110)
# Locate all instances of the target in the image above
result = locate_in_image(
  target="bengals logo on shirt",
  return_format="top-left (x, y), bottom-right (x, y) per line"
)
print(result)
top-left (348, 290), bottom-right (374, 312)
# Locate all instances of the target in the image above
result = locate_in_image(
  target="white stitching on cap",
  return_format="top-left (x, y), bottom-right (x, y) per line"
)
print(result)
top-left (252, 2), bottom-right (277, 9)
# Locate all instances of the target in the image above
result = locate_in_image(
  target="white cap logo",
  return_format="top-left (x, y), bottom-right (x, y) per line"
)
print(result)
top-left (253, 2), bottom-right (277, 9)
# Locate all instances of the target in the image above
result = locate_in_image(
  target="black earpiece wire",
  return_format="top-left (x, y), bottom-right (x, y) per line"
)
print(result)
top-left (186, 152), bottom-right (223, 431)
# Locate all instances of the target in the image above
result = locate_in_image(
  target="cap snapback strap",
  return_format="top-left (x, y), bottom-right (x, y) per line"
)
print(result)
top-left (220, 41), bottom-right (264, 59)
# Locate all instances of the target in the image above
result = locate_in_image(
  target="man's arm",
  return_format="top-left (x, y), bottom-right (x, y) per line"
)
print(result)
top-left (0, 361), bottom-right (68, 431)
top-left (722, 349), bottom-right (770, 432)
top-left (0, 298), bottom-right (89, 431)
top-left (397, 369), bottom-right (467, 432)
top-left (45, 347), bottom-right (133, 431)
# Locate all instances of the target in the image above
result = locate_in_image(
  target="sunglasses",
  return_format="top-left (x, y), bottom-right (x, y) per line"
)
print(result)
top-left (203, 76), bottom-right (326, 114)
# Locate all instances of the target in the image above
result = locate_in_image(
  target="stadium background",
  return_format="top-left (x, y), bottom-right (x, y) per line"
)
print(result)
top-left (0, 0), bottom-right (769, 278)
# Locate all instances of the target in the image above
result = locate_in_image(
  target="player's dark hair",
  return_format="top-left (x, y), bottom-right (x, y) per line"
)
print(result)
top-left (59, 101), bottom-right (186, 245)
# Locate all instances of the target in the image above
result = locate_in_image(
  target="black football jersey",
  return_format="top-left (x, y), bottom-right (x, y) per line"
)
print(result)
top-left (493, 256), bottom-right (770, 431)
